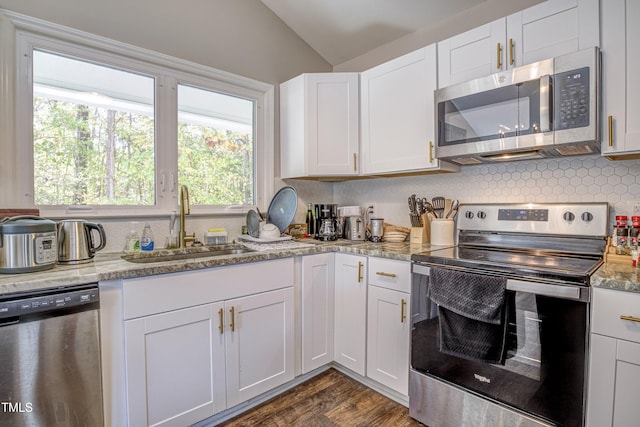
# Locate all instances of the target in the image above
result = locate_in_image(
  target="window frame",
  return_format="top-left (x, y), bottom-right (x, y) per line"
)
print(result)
top-left (9, 11), bottom-right (273, 218)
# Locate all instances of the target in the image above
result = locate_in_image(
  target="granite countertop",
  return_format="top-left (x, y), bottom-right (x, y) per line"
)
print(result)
top-left (0, 239), bottom-right (437, 296)
top-left (591, 262), bottom-right (640, 293)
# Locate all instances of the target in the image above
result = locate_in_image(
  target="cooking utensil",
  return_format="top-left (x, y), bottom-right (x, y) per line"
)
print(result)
top-left (256, 207), bottom-right (265, 221)
top-left (58, 219), bottom-right (106, 264)
top-left (267, 186), bottom-right (298, 233)
top-left (0, 216), bottom-right (58, 273)
top-left (446, 199), bottom-right (460, 219)
top-left (432, 197), bottom-right (446, 218)
top-left (246, 209), bottom-right (261, 238)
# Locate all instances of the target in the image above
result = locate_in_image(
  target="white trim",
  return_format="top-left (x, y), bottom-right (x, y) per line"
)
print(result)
top-left (0, 14), bottom-right (16, 207)
top-left (2, 9), bottom-right (274, 218)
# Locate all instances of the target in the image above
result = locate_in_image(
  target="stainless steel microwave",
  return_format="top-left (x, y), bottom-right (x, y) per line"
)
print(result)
top-left (435, 47), bottom-right (600, 165)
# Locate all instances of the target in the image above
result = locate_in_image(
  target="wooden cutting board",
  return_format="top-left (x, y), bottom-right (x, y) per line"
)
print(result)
top-left (0, 209), bottom-right (40, 218)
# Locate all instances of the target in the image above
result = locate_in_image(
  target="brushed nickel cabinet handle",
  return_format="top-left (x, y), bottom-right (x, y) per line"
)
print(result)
top-left (608, 115), bottom-right (613, 147)
top-left (230, 306), bottom-right (235, 332)
top-left (376, 271), bottom-right (397, 278)
top-left (353, 153), bottom-right (357, 172)
top-left (620, 315), bottom-right (640, 323)
top-left (509, 38), bottom-right (514, 65)
top-left (401, 299), bottom-right (407, 323)
top-left (357, 261), bottom-right (363, 283)
top-left (497, 43), bottom-right (502, 69)
top-left (218, 308), bottom-right (224, 334)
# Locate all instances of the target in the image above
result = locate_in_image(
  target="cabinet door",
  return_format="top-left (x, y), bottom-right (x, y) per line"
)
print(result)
top-left (367, 286), bottom-right (410, 395)
top-left (334, 253), bottom-right (367, 375)
top-left (280, 73), bottom-right (359, 178)
top-left (301, 253), bottom-right (335, 373)
top-left (587, 334), bottom-right (640, 427)
top-left (225, 287), bottom-right (294, 407)
top-left (437, 20), bottom-right (506, 87)
top-left (360, 45), bottom-right (441, 174)
top-left (600, 0), bottom-right (640, 156)
top-left (124, 303), bottom-right (226, 427)
top-left (438, 0), bottom-right (599, 87)
top-left (515, 0), bottom-right (599, 66)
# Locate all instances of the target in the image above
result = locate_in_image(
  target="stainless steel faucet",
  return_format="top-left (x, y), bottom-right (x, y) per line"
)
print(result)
top-left (179, 185), bottom-right (195, 248)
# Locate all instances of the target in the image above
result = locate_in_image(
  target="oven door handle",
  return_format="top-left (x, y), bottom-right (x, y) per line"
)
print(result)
top-left (507, 279), bottom-right (587, 302)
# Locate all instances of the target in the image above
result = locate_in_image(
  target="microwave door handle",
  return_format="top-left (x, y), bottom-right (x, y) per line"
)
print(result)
top-left (539, 75), bottom-right (551, 132)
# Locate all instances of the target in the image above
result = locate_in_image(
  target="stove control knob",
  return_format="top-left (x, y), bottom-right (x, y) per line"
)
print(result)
top-left (477, 211), bottom-right (486, 219)
top-left (581, 211), bottom-right (594, 222)
top-left (465, 211), bottom-right (474, 219)
top-left (563, 211), bottom-right (575, 222)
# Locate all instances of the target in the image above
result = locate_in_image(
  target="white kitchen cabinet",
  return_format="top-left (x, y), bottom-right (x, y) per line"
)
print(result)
top-left (599, 0), bottom-right (640, 158)
top-left (125, 303), bottom-right (226, 427)
top-left (105, 259), bottom-right (295, 427)
top-left (360, 45), bottom-right (458, 176)
top-left (587, 287), bottom-right (640, 427)
top-left (437, 0), bottom-right (599, 87)
top-left (366, 258), bottom-right (411, 396)
top-left (334, 253), bottom-right (368, 375)
top-left (301, 253), bottom-right (335, 373)
top-left (280, 73), bottom-right (360, 178)
top-left (225, 288), bottom-right (295, 407)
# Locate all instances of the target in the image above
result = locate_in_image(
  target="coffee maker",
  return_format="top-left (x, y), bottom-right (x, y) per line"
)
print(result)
top-left (315, 204), bottom-right (338, 241)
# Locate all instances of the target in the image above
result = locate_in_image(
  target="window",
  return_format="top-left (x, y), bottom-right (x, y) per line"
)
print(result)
top-left (177, 84), bottom-right (255, 206)
top-left (13, 18), bottom-right (273, 217)
top-left (33, 50), bottom-right (156, 206)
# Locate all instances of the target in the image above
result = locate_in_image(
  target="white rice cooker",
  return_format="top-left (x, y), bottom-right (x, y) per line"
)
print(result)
top-left (0, 216), bottom-right (58, 273)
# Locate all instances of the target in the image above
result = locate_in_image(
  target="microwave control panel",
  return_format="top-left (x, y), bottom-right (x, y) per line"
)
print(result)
top-left (554, 67), bottom-right (590, 130)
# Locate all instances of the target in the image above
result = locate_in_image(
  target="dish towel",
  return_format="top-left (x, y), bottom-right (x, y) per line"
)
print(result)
top-left (427, 266), bottom-right (508, 364)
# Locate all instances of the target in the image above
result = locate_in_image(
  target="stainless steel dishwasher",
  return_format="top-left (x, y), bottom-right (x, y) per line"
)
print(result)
top-left (0, 283), bottom-right (103, 426)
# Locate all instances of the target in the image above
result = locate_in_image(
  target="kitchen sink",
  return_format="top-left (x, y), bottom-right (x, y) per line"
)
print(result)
top-left (121, 245), bottom-right (256, 263)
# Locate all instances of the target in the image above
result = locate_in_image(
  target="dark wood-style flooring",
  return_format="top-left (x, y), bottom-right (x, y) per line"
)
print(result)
top-left (218, 368), bottom-right (423, 426)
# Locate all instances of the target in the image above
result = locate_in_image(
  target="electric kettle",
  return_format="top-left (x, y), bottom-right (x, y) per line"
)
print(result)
top-left (57, 219), bottom-right (107, 264)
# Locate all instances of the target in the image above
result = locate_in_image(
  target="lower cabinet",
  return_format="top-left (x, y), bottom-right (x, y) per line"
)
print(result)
top-left (334, 253), bottom-right (368, 375)
top-left (125, 287), bottom-right (294, 426)
top-left (587, 287), bottom-right (640, 427)
top-left (100, 259), bottom-right (295, 427)
top-left (367, 285), bottom-right (410, 395)
top-left (366, 258), bottom-right (411, 396)
top-left (301, 253), bottom-right (335, 373)
top-left (124, 303), bottom-right (225, 427)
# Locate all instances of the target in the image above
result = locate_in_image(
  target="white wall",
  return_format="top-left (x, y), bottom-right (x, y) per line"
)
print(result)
top-left (0, 0), bottom-right (332, 84)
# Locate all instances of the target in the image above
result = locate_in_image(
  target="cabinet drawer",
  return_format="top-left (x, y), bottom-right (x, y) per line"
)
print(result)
top-left (592, 287), bottom-right (640, 342)
top-left (368, 257), bottom-right (411, 293)
top-left (123, 258), bottom-right (294, 320)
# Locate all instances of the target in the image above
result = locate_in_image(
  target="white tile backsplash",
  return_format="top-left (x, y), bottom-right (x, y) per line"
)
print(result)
top-left (97, 155), bottom-right (640, 252)
top-left (322, 154), bottom-right (640, 229)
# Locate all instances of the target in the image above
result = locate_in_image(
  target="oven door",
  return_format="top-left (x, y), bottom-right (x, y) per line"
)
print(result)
top-left (411, 265), bottom-right (588, 427)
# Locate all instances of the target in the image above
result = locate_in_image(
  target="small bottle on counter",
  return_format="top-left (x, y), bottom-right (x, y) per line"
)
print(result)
top-left (124, 222), bottom-right (140, 253)
top-left (140, 223), bottom-right (155, 251)
top-left (305, 203), bottom-right (315, 237)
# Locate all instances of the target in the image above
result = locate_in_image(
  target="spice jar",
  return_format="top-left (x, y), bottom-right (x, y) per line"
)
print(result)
top-left (615, 216), bottom-right (629, 255)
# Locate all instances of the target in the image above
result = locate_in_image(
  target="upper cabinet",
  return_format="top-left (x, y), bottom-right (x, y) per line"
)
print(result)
top-left (280, 73), bottom-right (360, 179)
top-left (438, 0), bottom-right (599, 87)
top-left (360, 45), bottom-right (458, 175)
top-left (600, 0), bottom-right (640, 158)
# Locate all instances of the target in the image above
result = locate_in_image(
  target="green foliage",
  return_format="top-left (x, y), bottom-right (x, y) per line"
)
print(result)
top-left (33, 97), bottom-right (254, 207)
top-left (178, 123), bottom-right (254, 206)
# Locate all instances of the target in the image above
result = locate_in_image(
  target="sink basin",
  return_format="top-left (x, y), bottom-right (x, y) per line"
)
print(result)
top-left (122, 246), bottom-right (256, 263)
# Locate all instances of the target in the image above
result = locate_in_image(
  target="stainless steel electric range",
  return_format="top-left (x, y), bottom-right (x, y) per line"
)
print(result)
top-left (410, 202), bottom-right (609, 427)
